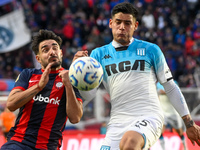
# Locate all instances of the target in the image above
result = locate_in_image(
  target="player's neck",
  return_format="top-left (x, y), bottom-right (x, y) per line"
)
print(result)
top-left (112, 38), bottom-right (134, 48)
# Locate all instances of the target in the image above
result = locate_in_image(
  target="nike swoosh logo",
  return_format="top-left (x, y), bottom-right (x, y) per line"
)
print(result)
top-left (29, 80), bottom-right (39, 83)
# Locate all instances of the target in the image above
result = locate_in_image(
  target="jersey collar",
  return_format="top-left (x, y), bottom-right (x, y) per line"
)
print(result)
top-left (112, 37), bottom-right (134, 48)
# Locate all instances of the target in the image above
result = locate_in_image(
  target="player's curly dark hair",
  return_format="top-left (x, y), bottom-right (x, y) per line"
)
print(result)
top-left (31, 29), bottom-right (62, 55)
top-left (111, 2), bottom-right (139, 19)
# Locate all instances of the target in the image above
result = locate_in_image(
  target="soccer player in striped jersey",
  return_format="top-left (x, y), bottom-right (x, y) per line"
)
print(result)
top-left (74, 2), bottom-right (200, 150)
top-left (0, 30), bottom-right (83, 150)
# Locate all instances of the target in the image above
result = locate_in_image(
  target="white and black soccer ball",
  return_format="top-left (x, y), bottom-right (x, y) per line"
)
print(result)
top-left (69, 57), bottom-right (103, 91)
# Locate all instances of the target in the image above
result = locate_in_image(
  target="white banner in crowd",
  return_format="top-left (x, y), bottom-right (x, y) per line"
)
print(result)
top-left (0, 8), bottom-right (31, 53)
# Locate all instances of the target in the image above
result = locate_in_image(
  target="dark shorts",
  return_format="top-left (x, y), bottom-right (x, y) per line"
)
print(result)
top-left (0, 140), bottom-right (35, 150)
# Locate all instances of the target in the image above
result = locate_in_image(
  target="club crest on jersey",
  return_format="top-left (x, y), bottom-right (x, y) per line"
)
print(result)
top-left (137, 48), bottom-right (146, 56)
top-left (55, 82), bottom-right (63, 89)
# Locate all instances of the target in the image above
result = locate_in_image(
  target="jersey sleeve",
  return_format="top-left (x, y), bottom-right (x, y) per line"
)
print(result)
top-left (13, 69), bottom-right (31, 91)
top-left (73, 86), bottom-right (83, 103)
top-left (90, 48), bottom-right (100, 62)
top-left (151, 44), bottom-right (173, 84)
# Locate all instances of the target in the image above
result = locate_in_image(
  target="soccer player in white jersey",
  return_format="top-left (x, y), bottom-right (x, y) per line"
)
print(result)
top-left (73, 2), bottom-right (200, 150)
top-left (157, 82), bottom-right (188, 150)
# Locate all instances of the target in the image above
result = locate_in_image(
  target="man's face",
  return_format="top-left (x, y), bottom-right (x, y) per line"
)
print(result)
top-left (109, 12), bottom-right (138, 45)
top-left (36, 39), bottom-right (63, 70)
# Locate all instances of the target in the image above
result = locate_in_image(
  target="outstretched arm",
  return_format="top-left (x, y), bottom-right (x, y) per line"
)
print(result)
top-left (162, 80), bottom-right (200, 146)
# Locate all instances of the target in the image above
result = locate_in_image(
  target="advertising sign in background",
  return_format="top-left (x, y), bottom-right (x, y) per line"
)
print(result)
top-left (1, 130), bottom-right (199, 150)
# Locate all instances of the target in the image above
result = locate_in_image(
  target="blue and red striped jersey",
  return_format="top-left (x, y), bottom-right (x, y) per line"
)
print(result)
top-left (7, 67), bottom-right (82, 150)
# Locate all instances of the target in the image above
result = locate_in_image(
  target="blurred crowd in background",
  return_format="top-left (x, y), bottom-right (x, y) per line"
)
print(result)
top-left (0, 0), bottom-right (200, 88)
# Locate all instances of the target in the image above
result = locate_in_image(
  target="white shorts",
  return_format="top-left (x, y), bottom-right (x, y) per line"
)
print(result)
top-left (100, 115), bottom-right (163, 150)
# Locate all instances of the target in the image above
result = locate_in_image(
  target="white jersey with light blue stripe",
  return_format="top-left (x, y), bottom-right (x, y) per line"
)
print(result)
top-left (90, 38), bottom-right (172, 124)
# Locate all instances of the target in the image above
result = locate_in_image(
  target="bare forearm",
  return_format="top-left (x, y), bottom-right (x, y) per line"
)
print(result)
top-left (65, 85), bottom-right (83, 124)
top-left (7, 84), bottom-right (41, 111)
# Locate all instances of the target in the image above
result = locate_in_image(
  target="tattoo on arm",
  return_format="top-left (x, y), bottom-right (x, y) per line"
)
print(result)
top-left (183, 118), bottom-right (194, 128)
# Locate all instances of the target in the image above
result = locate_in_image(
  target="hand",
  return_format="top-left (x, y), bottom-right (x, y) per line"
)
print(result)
top-left (186, 124), bottom-right (200, 146)
top-left (72, 50), bottom-right (88, 62)
top-left (58, 70), bottom-right (71, 87)
top-left (38, 62), bottom-right (54, 89)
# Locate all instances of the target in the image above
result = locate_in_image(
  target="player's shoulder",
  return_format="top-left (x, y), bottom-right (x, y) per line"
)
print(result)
top-left (134, 39), bottom-right (162, 57)
top-left (20, 68), bottom-right (42, 76)
top-left (90, 43), bottom-right (112, 60)
top-left (134, 39), bottom-right (159, 49)
top-left (93, 43), bottom-right (112, 52)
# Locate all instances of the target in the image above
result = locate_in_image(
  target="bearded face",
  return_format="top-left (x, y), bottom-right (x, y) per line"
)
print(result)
top-left (36, 40), bottom-right (63, 70)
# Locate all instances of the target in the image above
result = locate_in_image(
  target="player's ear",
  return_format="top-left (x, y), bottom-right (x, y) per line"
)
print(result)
top-left (36, 55), bottom-right (41, 63)
top-left (60, 49), bottom-right (63, 57)
top-left (109, 19), bottom-right (112, 29)
top-left (134, 21), bottom-right (139, 30)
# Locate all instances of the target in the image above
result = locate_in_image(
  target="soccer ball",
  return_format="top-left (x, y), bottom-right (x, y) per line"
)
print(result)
top-left (69, 57), bottom-right (103, 91)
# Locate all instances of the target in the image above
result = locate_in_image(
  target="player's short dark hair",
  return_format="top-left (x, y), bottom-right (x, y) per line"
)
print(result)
top-left (111, 2), bottom-right (139, 19)
top-left (31, 29), bottom-right (62, 55)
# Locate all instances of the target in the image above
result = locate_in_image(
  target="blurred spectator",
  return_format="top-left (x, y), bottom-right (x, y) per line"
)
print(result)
top-left (193, 26), bottom-right (200, 40)
top-left (185, 34), bottom-right (195, 56)
top-left (194, 60), bottom-right (200, 87)
top-left (185, 55), bottom-right (196, 73)
top-left (157, 13), bottom-right (165, 30)
top-left (0, 0), bottom-right (199, 89)
top-left (186, 73), bottom-right (197, 88)
top-left (175, 28), bottom-right (186, 45)
top-left (0, 107), bottom-right (16, 141)
top-left (0, 56), bottom-right (5, 78)
top-left (141, 9), bottom-right (155, 29)
top-left (145, 28), bottom-right (157, 43)
top-left (62, 20), bottom-right (75, 45)
top-left (175, 56), bottom-right (187, 83)
top-left (165, 52), bottom-right (177, 77)
top-left (96, 12), bottom-right (108, 32)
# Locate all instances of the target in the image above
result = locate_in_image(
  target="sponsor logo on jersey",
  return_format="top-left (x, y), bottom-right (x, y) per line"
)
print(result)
top-left (33, 94), bottom-right (60, 105)
top-left (137, 48), bottom-right (146, 56)
top-left (100, 145), bottom-right (110, 150)
top-left (105, 60), bottom-right (145, 76)
top-left (102, 54), bottom-right (112, 60)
